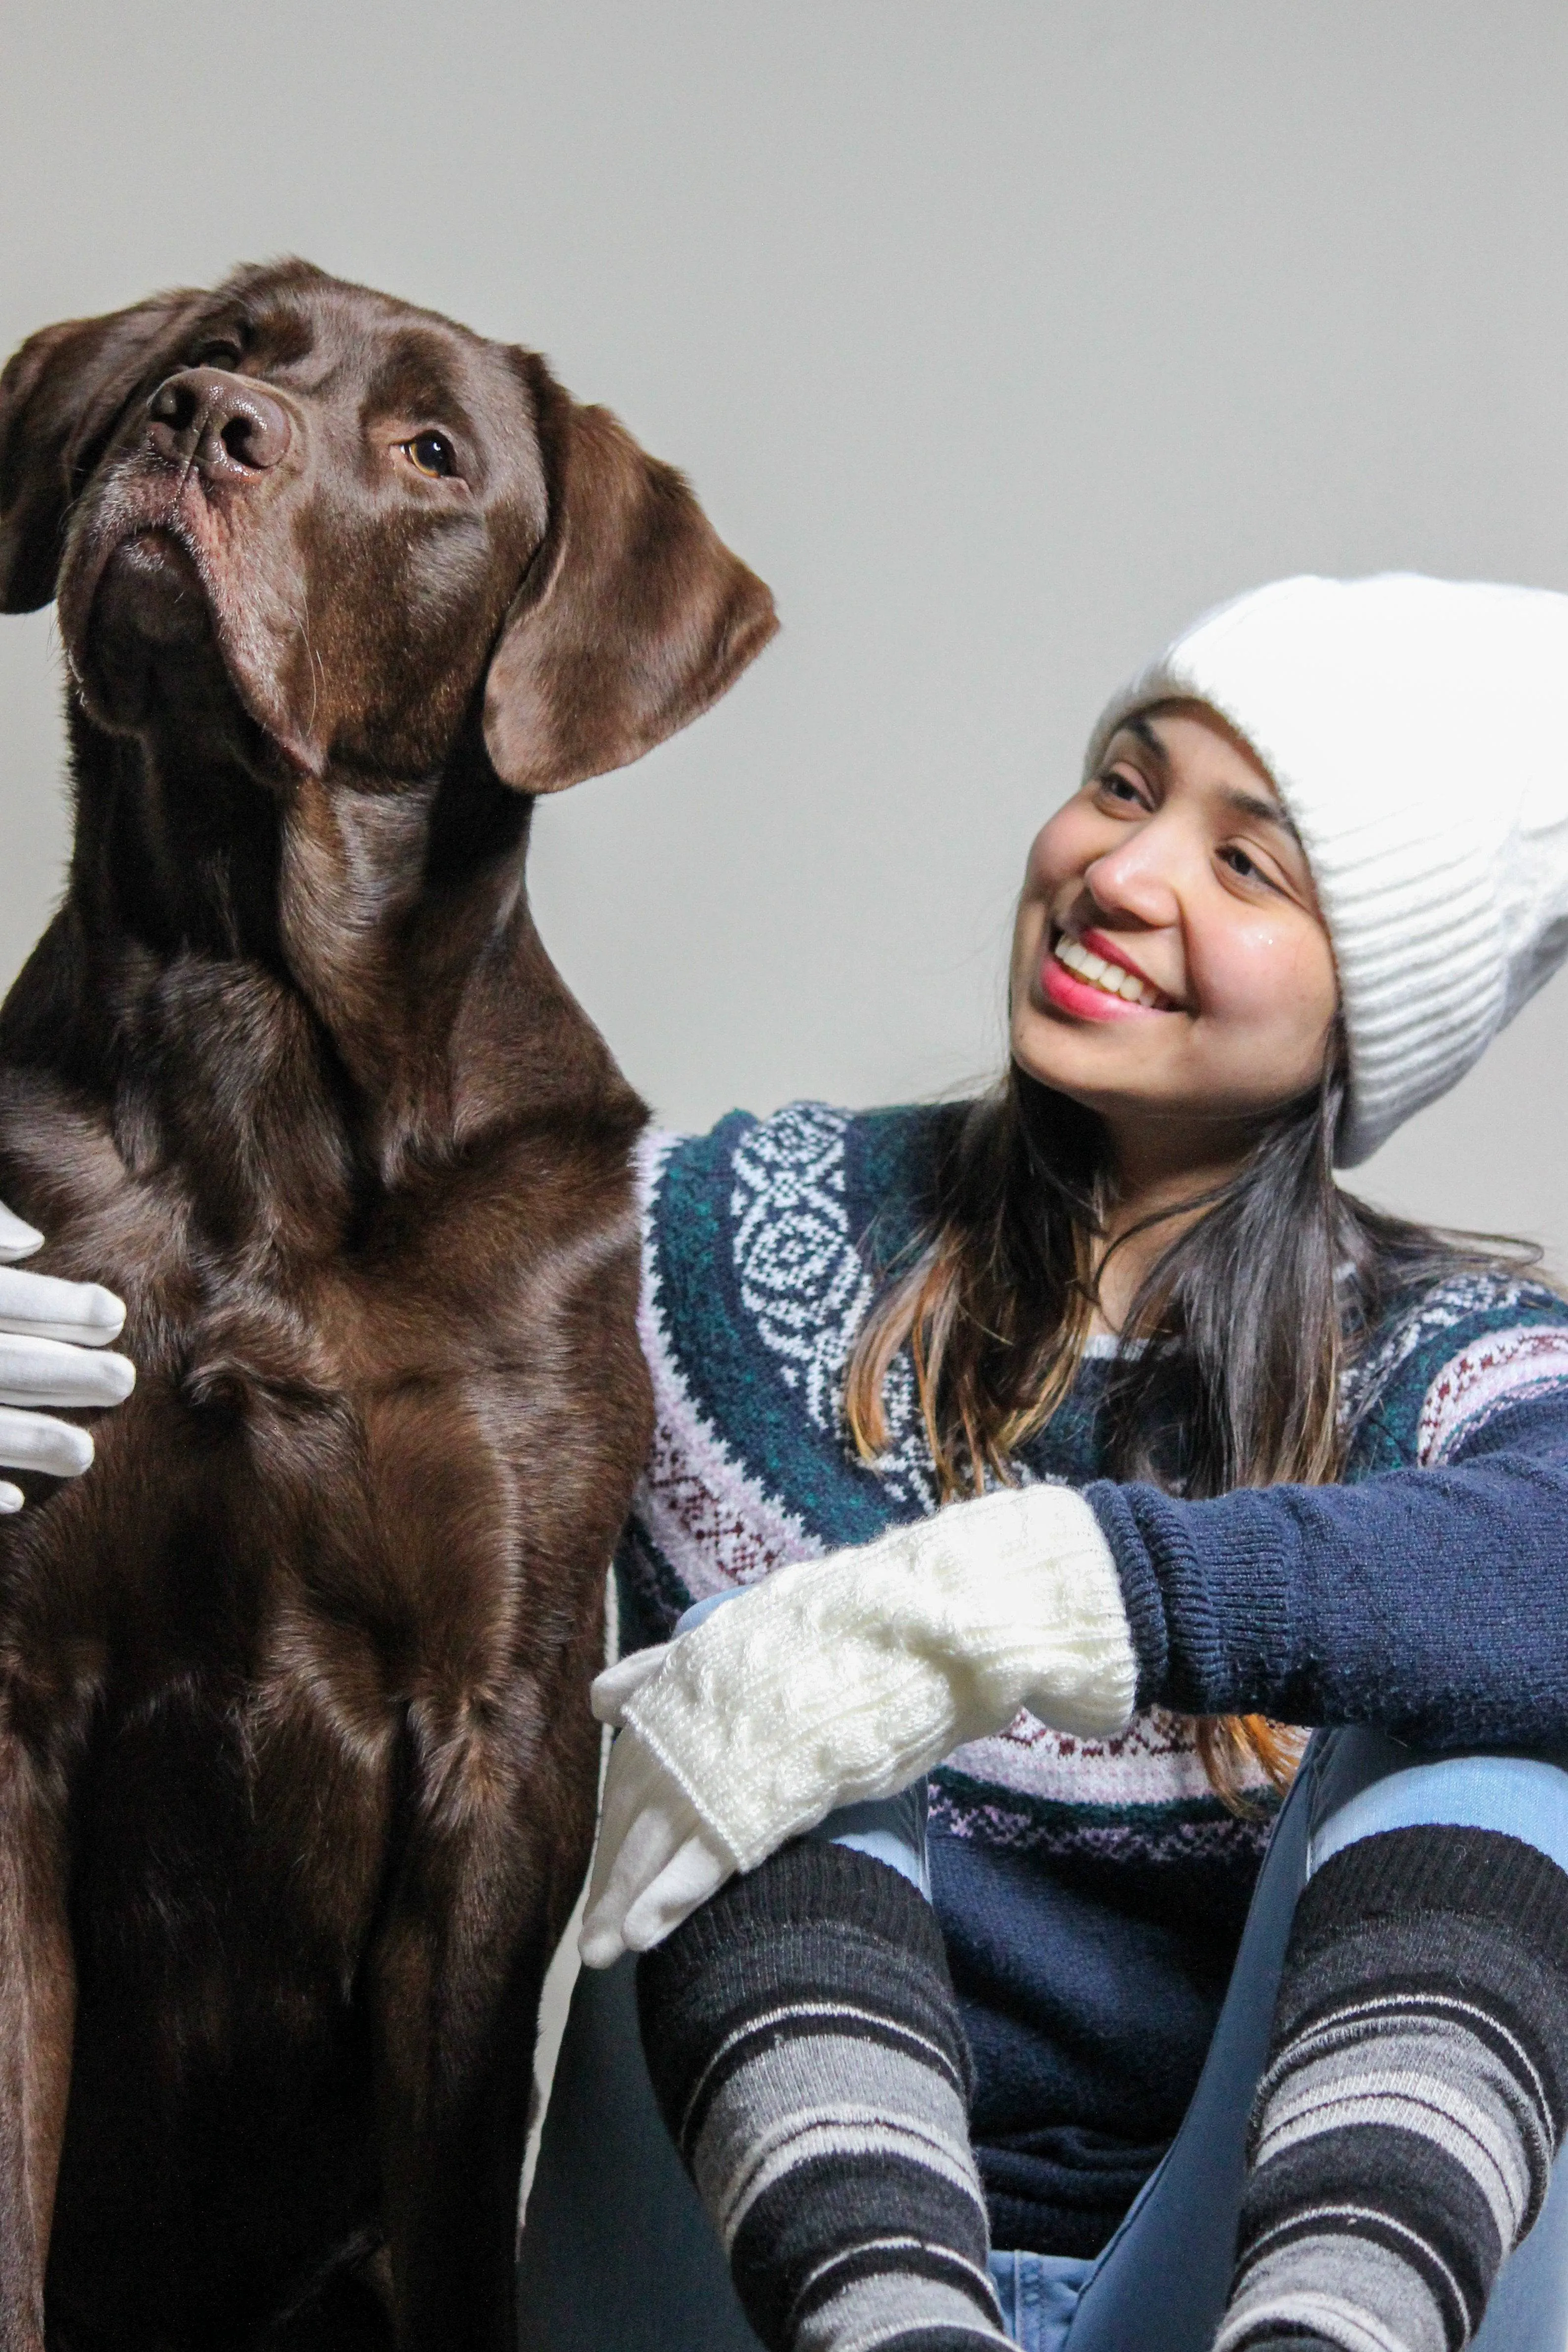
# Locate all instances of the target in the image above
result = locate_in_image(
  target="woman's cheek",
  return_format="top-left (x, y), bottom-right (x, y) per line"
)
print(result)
top-left (1029, 802), bottom-right (1099, 895)
top-left (1010, 877), bottom-right (1048, 990)
top-left (1192, 916), bottom-right (1328, 1031)
top-left (1011, 821), bottom-right (1074, 993)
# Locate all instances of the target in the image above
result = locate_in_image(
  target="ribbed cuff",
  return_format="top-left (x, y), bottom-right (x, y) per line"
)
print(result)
top-left (645, 1834), bottom-right (951, 1990)
top-left (1290, 1823), bottom-right (1568, 1991)
top-left (1088, 1478), bottom-right (1297, 1717)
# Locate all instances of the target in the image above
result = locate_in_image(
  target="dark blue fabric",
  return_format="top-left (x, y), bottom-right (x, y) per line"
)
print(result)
top-left (1094, 1392), bottom-right (1568, 1747)
top-left (931, 1831), bottom-right (1258, 2256)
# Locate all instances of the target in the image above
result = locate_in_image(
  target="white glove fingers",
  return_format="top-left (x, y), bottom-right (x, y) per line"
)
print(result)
top-left (579, 1799), bottom-right (683, 1967)
top-left (0, 1407), bottom-right (94, 1479)
top-left (590, 1643), bottom-right (670, 1725)
top-left (579, 1725), bottom-right (727, 1968)
top-left (585, 1745), bottom-right (682, 1910)
top-left (0, 1267), bottom-right (127, 1348)
top-left (617, 1835), bottom-right (733, 1954)
top-left (0, 1204), bottom-right (43, 1264)
top-left (0, 1335), bottom-right (136, 1410)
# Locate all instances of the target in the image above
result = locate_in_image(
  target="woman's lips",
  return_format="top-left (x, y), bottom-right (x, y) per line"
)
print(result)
top-left (1042, 954), bottom-right (1157, 1022)
top-left (1040, 928), bottom-right (1177, 1021)
top-left (1078, 928), bottom-right (1164, 996)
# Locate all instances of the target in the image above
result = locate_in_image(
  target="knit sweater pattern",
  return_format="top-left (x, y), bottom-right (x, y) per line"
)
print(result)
top-left (617, 1099), bottom-right (1568, 2256)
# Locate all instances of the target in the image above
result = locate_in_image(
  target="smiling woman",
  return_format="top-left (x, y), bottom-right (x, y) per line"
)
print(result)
top-left (539, 576), bottom-right (1568, 2352)
top-left (1013, 704), bottom-right (1339, 1314)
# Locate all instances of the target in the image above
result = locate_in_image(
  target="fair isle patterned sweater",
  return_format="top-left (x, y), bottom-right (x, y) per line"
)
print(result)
top-left (615, 1100), bottom-right (1568, 2258)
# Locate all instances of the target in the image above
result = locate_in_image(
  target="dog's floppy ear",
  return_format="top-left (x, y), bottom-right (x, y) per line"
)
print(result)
top-left (483, 361), bottom-right (778, 794)
top-left (0, 288), bottom-right (206, 613)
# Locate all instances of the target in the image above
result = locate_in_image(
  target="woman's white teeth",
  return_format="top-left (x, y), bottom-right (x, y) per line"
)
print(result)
top-left (1054, 933), bottom-right (1163, 1007)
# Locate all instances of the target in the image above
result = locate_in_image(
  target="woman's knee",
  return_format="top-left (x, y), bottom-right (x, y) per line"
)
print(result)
top-left (1306, 1726), bottom-right (1568, 1880)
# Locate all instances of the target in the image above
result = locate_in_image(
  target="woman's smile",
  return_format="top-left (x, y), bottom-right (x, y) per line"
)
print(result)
top-left (1043, 925), bottom-right (1176, 1017)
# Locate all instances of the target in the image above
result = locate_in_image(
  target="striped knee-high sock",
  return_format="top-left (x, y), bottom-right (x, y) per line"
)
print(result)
top-left (1217, 1825), bottom-right (1568, 2352)
top-left (637, 1837), bottom-right (1009, 2352)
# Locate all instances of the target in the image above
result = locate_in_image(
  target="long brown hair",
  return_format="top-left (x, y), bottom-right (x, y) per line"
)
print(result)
top-left (844, 1035), bottom-right (1530, 1806)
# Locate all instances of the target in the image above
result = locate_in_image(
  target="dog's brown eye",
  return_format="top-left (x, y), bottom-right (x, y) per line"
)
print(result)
top-left (193, 341), bottom-right (243, 371)
top-left (405, 432), bottom-right (457, 479)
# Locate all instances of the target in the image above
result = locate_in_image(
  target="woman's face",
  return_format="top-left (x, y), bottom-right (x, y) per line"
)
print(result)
top-left (1010, 704), bottom-right (1339, 1155)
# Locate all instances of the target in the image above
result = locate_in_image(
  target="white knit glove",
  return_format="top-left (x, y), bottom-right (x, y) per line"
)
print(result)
top-left (578, 1481), bottom-right (1137, 1967)
top-left (0, 1200), bottom-right (135, 1508)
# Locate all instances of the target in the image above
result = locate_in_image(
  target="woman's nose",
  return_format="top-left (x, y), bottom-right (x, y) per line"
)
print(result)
top-left (1081, 831), bottom-right (1184, 927)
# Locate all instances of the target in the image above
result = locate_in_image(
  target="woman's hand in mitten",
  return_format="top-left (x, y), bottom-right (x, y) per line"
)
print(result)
top-left (0, 1201), bottom-right (135, 1509)
top-left (577, 1717), bottom-right (734, 1968)
top-left (578, 1481), bottom-right (1137, 1964)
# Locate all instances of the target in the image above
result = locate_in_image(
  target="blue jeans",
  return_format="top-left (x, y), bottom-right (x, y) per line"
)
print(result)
top-left (518, 1716), bottom-right (1568, 2351)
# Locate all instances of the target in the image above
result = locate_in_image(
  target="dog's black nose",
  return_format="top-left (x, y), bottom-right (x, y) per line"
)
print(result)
top-left (147, 368), bottom-right (293, 480)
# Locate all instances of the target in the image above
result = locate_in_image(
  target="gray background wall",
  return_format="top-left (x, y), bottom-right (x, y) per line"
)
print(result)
top-left (4, 0), bottom-right (1568, 1260)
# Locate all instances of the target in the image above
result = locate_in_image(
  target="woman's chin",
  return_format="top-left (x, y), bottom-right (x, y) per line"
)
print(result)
top-left (1010, 1001), bottom-right (1183, 1116)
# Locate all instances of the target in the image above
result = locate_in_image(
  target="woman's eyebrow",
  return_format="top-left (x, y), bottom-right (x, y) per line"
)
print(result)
top-left (1221, 785), bottom-right (1301, 841)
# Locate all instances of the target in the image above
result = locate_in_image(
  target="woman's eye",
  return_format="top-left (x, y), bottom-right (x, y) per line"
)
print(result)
top-left (404, 431), bottom-right (457, 479)
top-left (1097, 769), bottom-right (1146, 808)
top-left (1221, 846), bottom-right (1264, 883)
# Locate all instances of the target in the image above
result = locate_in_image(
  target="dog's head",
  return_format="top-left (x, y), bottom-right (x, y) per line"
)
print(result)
top-left (0, 260), bottom-right (776, 789)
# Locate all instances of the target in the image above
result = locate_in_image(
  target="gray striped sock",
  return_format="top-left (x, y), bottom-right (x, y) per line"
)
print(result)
top-left (1219, 1826), bottom-right (1568, 2352)
top-left (639, 1839), bottom-right (1009, 2352)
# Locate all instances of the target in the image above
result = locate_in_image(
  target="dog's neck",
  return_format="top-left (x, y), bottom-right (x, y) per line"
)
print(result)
top-left (12, 701), bottom-right (636, 1235)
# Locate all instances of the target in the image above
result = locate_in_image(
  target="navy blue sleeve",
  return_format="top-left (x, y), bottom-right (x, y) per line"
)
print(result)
top-left (1089, 1389), bottom-right (1568, 1747)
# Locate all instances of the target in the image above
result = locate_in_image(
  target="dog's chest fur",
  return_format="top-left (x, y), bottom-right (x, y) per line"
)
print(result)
top-left (0, 1014), bottom-right (639, 1700)
top-left (0, 942), bottom-right (645, 2205)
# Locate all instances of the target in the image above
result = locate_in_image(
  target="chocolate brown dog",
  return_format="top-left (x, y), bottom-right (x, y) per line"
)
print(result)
top-left (0, 260), bottom-right (775, 2352)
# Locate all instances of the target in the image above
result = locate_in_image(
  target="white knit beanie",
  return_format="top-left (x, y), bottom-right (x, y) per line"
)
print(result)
top-left (1085, 574), bottom-right (1568, 1167)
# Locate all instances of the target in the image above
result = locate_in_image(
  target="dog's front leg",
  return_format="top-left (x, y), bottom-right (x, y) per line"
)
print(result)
top-left (0, 1730), bottom-right (74, 2352)
top-left (370, 1767), bottom-right (578, 2352)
